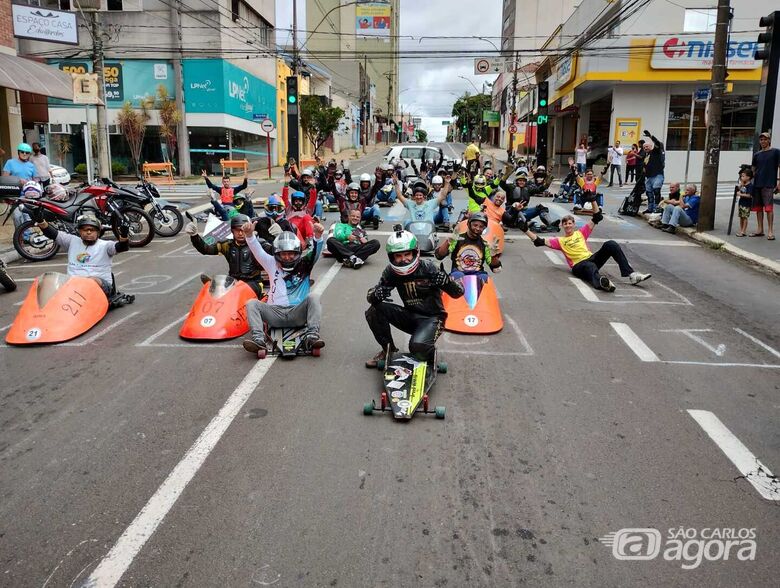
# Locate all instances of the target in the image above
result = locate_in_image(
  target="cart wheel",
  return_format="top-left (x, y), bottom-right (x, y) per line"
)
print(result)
top-left (257, 348), bottom-right (267, 359)
top-left (435, 406), bottom-right (446, 419)
top-left (423, 394), bottom-right (429, 412)
top-left (380, 392), bottom-right (387, 410)
top-left (312, 347), bottom-right (321, 357)
top-left (437, 361), bottom-right (448, 374)
top-left (377, 359), bottom-right (385, 370)
top-left (363, 402), bottom-right (374, 416)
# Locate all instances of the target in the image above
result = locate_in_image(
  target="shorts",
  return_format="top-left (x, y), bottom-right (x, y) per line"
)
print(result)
top-left (752, 186), bottom-right (775, 212)
top-left (738, 205), bottom-right (751, 220)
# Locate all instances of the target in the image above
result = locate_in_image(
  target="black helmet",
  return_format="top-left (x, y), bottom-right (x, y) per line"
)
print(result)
top-left (230, 213), bottom-right (249, 229)
top-left (467, 212), bottom-right (488, 233)
top-left (76, 212), bottom-right (101, 230)
top-left (412, 180), bottom-right (428, 195)
top-left (272, 231), bottom-right (302, 272)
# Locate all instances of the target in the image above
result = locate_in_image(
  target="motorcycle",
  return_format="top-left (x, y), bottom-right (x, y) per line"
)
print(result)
top-left (4, 182), bottom-right (154, 262)
top-left (101, 177), bottom-right (183, 237)
top-left (0, 258), bottom-right (16, 292)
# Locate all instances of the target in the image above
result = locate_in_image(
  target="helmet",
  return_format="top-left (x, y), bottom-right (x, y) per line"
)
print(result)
top-left (536, 165), bottom-right (546, 172)
top-left (381, 163), bottom-right (393, 171)
top-left (272, 231), bottom-right (302, 272)
top-left (265, 194), bottom-right (284, 218)
top-left (515, 174), bottom-right (528, 182)
top-left (301, 168), bottom-right (314, 178)
top-left (474, 175), bottom-right (487, 189)
top-left (290, 190), bottom-right (306, 208)
top-left (21, 180), bottom-right (43, 198)
top-left (467, 212), bottom-right (488, 233)
top-left (45, 183), bottom-right (68, 201)
top-left (412, 181), bottom-right (428, 195)
top-left (386, 228), bottom-right (420, 276)
top-left (230, 213), bottom-right (249, 229)
top-left (334, 169), bottom-right (344, 178)
top-left (16, 143), bottom-right (32, 154)
top-left (76, 212), bottom-right (101, 230)
top-left (359, 173), bottom-right (371, 183)
top-left (347, 182), bottom-right (360, 193)
top-left (431, 175), bottom-right (443, 186)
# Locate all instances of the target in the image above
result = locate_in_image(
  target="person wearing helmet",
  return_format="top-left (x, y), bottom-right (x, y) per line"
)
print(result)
top-left (33, 210), bottom-right (132, 301)
top-left (283, 166), bottom-right (323, 219)
top-left (240, 219), bottom-right (326, 354)
top-left (364, 225), bottom-right (464, 368)
top-left (184, 213), bottom-right (265, 297)
top-left (462, 171), bottom-right (493, 213)
top-left (253, 193), bottom-right (298, 244)
top-left (283, 190), bottom-right (316, 244)
top-left (435, 211), bottom-right (501, 282)
top-left (202, 170), bottom-right (251, 220)
top-left (499, 173), bottom-right (552, 228)
top-left (393, 174), bottom-right (449, 227)
top-left (335, 180), bottom-right (377, 227)
top-left (533, 165), bottom-right (553, 193)
top-left (326, 208), bottom-right (381, 268)
top-left (357, 172), bottom-right (381, 229)
top-left (2, 143), bottom-right (36, 181)
top-left (429, 174), bottom-right (453, 227)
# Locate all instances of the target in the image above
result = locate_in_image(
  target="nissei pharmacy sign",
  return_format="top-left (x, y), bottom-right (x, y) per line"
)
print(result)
top-left (651, 35), bottom-right (760, 70)
top-left (12, 5), bottom-right (78, 45)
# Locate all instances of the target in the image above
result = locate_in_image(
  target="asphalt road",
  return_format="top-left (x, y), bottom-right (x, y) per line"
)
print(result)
top-left (1, 143), bottom-right (778, 588)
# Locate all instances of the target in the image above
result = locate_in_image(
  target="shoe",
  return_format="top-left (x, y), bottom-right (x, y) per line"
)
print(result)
top-left (629, 272), bottom-right (651, 285)
top-left (200, 273), bottom-right (212, 285)
top-left (305, 332), bottom-right (325, 349)
top-left (663, 225), bottom-right (676, 234)
top-left (351, 255), bottom-right (365, 268)
top-left (242, 338), bottom-right (266, 354)
top-left (342, 257), bottom-right (354, 268)
top-left (365, 347), bottom-right (394, 368)
top-left (599, 276), bottom-right (616, 292)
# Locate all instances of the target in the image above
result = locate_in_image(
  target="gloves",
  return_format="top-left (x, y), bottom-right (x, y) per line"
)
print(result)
top-left (431, 270), bottom-right (449, 287)
top-left (29, 206), bottom-right (44, 224)
top-left (643, 130), bottom-right (651, 138)
top-left (592, 210), bottom-right (604, 224)
top-left (118, 218), bottom-right (130, 238)
top-left (184, 222), bottom-right (198, 236)
top-left (268, 222), bottom-right (283, 237)
top-left (533, 236), bottom-right (545, 247)
top-left (367, 285), bottom-right (392, 304)
top-left (493, 266), bottom-right (502, 274)
top-left (516, 213), bottom-right (528, 232)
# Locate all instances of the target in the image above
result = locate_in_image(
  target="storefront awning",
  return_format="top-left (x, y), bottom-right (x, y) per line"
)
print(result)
top-left (0, 53), bottom-right (73, 100)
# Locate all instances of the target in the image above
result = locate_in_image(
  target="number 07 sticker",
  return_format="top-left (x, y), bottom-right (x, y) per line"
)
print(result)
top-left (200, 315), bottom-right (216, 328)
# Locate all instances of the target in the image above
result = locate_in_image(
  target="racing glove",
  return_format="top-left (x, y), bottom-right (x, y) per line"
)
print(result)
top-left (267, 222), bottom-right (283, 237)
top-left (184, 222), bottom-right (198, 235)
top-left (367, 285), bottom-right (392, 304)
top-left (592, 210), bottom-right (604, 224)
top-left (431, 270), bottom-right (450, 287)
top-left (516, 213), bottom-right (528, 232)
top-left (118, 218), bottom-right (131, 239)
top-left (29, 206), bottom-right (45, 224)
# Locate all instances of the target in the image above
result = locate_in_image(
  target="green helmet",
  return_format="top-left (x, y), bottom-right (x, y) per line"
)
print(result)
top-left (386, 226), bottom-right (420, 275)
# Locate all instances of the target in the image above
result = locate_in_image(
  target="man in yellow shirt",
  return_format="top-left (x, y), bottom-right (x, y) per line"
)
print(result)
top-left (519, 201), bottom-right (650, 292)
top-left (463, 142), bottom-right (481, 174)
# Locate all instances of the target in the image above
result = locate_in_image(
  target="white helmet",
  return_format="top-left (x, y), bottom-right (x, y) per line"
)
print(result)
top-left (21, 180), bottom-right (43, 198)
top-left (583, 201), bottom-right (593, 211)
top-left (536, 165), bottom-right (546, 172)
top-left (359, 173), bottom-right (371, 183)
top-left (45, 183), bottom-right (68, 201)
top-left (301, 167), bottom-right (314, 178)
top-left (432, 175), bottom-right (443, 186)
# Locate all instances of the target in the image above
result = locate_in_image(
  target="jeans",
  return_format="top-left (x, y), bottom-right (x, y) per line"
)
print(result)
top-left (577, 163), bottom-right (586, 175)
top-left (245, 293), bottom-right (321, 344)
top-left (644, 174), bottom-right (664, 212)
top-left (571, 240), bottom-right (635, 289)
top-left (313, 200), bottom-right (323, 219)
top-left (376, 191), bottom-right (397, 205)
top-left (661, 206), bottom-right (693, 227)
top-left (361, 204), bottom-right (380, 221)
top-left (365, 302), bottom-right (444, 362)
top-left (609, 164), bottom-right (622, 186)
top-left (433, 196), bottom-right (452, 225)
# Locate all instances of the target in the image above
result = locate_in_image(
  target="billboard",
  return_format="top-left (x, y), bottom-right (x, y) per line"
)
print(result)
top-left (651, 35), bottom-right (760, 70)
top-left (356, 2), bottom-right (391, 38)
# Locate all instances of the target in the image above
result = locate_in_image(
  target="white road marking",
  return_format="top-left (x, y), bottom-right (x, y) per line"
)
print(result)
top-left (665, 361), bottom-right (780, 368)
top-left (443, 314), bottom-right (534, 357)
top-left (87, 261), bottom-right (342, 586)
top-left (8, 253), bottom-right (139, 271)
top-left (610, 322), bottom-right (660, 362)
top-left (544, 250), bottom-right (566, 266)
top-left (0, 323), bottom-right (12, 332)
top-left (123, 274), bottom-right (200, 295)
top-left (136, 314), bottom-right (188, 347)
top-left (58, 311), bottom-right (141, 347)
top-left (587, 237), bottom-right (696, 247)
top-left (569, 277), bottom-right (693, 306)
top-left (687, 410), bottom-right (780, 501)
top-left (659, 328), bottom-right (726, 357)
top-left (734, 328), bottom-right (780, 359)
top-left (569, 278), bottom-right (600, 301)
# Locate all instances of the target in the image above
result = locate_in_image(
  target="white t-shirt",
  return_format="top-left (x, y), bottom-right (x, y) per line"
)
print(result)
top-left (30, 153), bottom-right (51, 180)
top-left (575, 148), bottom-right (588, 165)
top-left (609, 146), bottom-right (624, 166)
top-left (56, 232), bottom-right (117, 283)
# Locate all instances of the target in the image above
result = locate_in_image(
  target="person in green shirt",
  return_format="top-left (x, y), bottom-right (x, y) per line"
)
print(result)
top-left (326, 208), bottom-right (381, 268)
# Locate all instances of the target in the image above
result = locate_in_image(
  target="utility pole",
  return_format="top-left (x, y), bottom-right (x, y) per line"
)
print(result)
top-left (90, 12), bottom-right (111, 179)
top-left (698, 0), bottom-right (731, 231)
top-left (171, 1), bottom-right (191, 177)
top-left (292, 0), bottom-right (298, 72)
top-left (362, 54), bottom-right (368, 153)
top-left (386, 72), bottom-right (392, 145)
top-left (507, 51), bottom-right (519, 159)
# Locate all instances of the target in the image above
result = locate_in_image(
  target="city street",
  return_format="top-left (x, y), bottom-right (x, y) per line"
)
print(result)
top-left (1, 144), bottom-right (778, 587)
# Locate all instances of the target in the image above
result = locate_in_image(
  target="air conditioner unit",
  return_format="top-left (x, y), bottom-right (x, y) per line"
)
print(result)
top-left (108, 124), bottom-right (121, 135)
top-left (49, 123), bottom-right (71, 134)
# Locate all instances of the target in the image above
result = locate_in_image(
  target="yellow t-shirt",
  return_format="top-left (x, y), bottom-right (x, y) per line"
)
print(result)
top-left (549, 225), bottom-right (593, 267)
top-left (464, 144), bottom-right (480, 161)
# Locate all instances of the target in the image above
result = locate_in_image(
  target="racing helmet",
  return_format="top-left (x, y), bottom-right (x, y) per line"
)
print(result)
top-left (45, 183), bottom-right (68, 201)
top-left (347, 182), bottom-right (360, 197)
top-left (431, 175), bottom-right (444, 187)
top-left (474, 175), bottom-right (487, 189)
top-left (290, 190), bottom-right (306, 209)
top-left (76, 212), bottom-right (101, 230)
top-left (230, 213), bottom-right (249, 229)
top-left (301, 167), bottom-right (314, 178)
top-left (272, 231), bottom-right (302, 272)
top-left (467, 211), bottom-right (488, 234)
top-left (265, 194), bottom-right (284, 218)
top-left (17, 143), bottom-right (32, 154)
top-left (386, 227), bottom-right (420, 276)
top-left (21, 180), bottom-right (43, 198)
top-left (334, 169), bottom-right (344, 179)
top-left (412, 180), bottom-right (428, 195)
top-left (515, 174), bottom-right (528, 183)
top-left (536, 165), bottom-right (546, 172)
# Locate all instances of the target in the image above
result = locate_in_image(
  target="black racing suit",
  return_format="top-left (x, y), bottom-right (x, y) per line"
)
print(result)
top-left (366, 259), bottom-right (464, 362)
top-left (190, 234), bottom-right (264, 297)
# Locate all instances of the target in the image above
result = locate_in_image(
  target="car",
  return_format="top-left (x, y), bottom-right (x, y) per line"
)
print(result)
top-left (383, 145), bottom-right (447, 178)
top-left (51, 165), bottom-right (71, 185)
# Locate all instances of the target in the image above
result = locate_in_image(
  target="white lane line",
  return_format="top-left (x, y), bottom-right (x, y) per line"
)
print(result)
top-left (136, 313), bottom-right (188, 347)
top-left (734, 328), bottom-right (780, 359)
top-left (587, 237), bottom-right (696, 247)
top-left (569, 277), bottom-right (600, 302)
top-left (665, 361), bottom-right (780, 369)
top-left (610, 322), bottom-right (660, 362)
top-left (544, 250), bottom-right (566, 266)
top-left (688, 410), bottom-right (780, 501)
top-left (59, 311), bottom-right (141, 347)
top-left (506, 314), bottom-right (534, 355)
top-left (86, 261), bottom-right (342, 586)
top-left (124, 274), bottom-right (199, 296)
top-left (0, 323), bottom-right (12, 332)
top-left (136, 343), bottom-right (243, 349)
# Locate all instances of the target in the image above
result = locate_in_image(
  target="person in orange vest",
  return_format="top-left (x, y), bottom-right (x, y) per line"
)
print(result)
top-left (202, 170), bottom-right (253, 220)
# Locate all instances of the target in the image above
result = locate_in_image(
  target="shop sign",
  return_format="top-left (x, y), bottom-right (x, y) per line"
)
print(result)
top-left (651, 35), bottom-right (760, 70)
top-left (554, 54), bottom-right (576, 90)
top-left (103, 63), bottom-right (123, 102)
top-left (615, 118), bottom-right (641, 145)
top-left (561, 90), bottom-right (575, 110)
top-left (12, 5), bottom-right (78, 45)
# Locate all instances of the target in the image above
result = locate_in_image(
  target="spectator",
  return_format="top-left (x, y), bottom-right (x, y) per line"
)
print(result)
top-left (575, 142), bottom-right (588, 175)
top-left (607, 141), bottom-right (624, 187)
top-left (326, 209), bottom-right (381, 268)
top-left (751, 131), bottom-right (779, 240)
top-left (661, 184), bottom-right (700, 233)
top-left (657, 181), bottom-right (682, 214)
top-left (625, 143), bottom-right (639, 183)
top-left (30, 143), bottom-right (52, 187)
top-left (2, 143), bottom-right (35, 181)
top-left (641, 130), bottom-right (665, 214)
top-left (735, 168), bottom-right (754, 237)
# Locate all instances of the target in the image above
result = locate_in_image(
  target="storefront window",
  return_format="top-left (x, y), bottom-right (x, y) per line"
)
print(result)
top-left (720, 95), bottom-right (758, 151)
top-left (667, 95), bottom-right (706, 151)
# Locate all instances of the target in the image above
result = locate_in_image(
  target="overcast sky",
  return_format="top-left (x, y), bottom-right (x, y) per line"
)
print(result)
top-left (277, 0), bottom-right (503, 141)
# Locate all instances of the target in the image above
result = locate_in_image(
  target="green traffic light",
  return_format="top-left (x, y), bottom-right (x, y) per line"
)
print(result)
top-left (288, 95), bottom-right (297, 104)
top-left (539, 99), bottom-right (547, 107)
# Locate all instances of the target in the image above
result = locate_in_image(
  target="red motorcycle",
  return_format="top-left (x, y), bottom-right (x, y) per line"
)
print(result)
top-left (4, 182), bottom-right (154, 261)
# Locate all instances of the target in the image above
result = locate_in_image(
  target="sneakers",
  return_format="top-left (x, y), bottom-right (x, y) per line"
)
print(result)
top-left (365, 346), bottom-right (395, 368)
top-left (342, 257), bottom-right (354, 268)
top-left (304, 332), bottom-right (325, 350)
top-left (629, 272), bottom-right (652, 285)
top-left (200, 273), bottom-right (212, 285)
top-left (351, 255), bottom-right (364, 268)
top-left (662, 225), bottom-right (676, 234)
top-left (599, 276), bottom-right (616, 292)
top-left (242, 338), bottom-right (266, 354)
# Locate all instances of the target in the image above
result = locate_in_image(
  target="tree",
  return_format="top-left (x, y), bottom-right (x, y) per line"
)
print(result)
top-left (300, 95), bottom-right (345, 155)
top-left (416, 129), bottom-right (428, 142)
top-left (156, 85), bottom-right (181, 166)
top-left (451, 93), bottom-right (491, 141)
top-left (116, 97), bottom-right (153, 174)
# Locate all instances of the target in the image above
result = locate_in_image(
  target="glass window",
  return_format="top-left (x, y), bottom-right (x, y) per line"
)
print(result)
top-left (667, 95), bottom-right (706, 151)
top-left (684, 8), bottom-right (717, 32)
top-left (720, 95), bottom-right (758, 151)
top-left (401, 148), bottom-right (422, 159)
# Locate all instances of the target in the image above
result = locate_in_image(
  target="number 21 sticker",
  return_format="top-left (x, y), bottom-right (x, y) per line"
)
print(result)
top-left (26, 328), bottom-right (42, 341)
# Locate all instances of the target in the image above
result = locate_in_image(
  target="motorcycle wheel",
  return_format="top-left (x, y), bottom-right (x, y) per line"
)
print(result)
top-left (13, 220), bottom-right (60, 262)
top-left (0, 262), bottom-right (16, 292)
top-left (152, 205), bottom-right (184, 237)
top-left (113, 206), bottom-right (154, 248)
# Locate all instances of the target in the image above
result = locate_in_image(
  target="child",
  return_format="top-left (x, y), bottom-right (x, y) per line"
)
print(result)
top-left (735, 169), bottom-right (754, 237)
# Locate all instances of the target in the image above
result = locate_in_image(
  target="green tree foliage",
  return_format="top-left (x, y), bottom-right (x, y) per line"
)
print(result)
top-left (300, 95), bottom-right (345, 155)
top-left (451, 93), bottom-right (492, 140)
top-left (416, 129), bottom-right (428, 142)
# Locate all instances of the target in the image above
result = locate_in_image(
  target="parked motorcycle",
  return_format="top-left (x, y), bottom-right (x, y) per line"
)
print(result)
top-left (102, 177), bottom-right (184, 237)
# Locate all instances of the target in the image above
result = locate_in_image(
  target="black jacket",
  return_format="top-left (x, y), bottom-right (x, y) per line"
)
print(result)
top-left (372, 259), bottom-right (464, 316)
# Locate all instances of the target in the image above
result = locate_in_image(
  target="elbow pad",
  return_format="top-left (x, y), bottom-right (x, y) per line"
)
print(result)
top-left (533, 236), bottom-right (545, 247)
top-left (592, 211), bottom-right (604, 224)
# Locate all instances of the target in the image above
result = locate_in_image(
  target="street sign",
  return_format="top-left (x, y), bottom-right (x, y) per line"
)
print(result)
top-left (253, 113), bottom-right (269, 120)
top-left (695, 88), bottom-right (711, 101)
top-left (442, 120), bottom-right (450, 126)
top-left (509, 124), bottom-right (518, 134)
top-left (474, 57), bottom-right (502, 75)
top-left (260, 118), bottom-right (275, 133)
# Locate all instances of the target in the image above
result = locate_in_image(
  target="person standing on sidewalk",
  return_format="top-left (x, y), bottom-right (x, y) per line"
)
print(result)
top-left (607, 141), bottom-right (624, 187)
top-left (30, 143), bottom-right (52, 187)
top-left (751, 131), bottom-right (779, 240)
top-left (641, 130), bottom-right (665, 214)
top-left (625, 144), bottom-right (639, 183)
top-left (575, 142), bottom-right (588, 175)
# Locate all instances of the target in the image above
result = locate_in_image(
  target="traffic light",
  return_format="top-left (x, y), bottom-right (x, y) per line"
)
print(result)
top-left (286, 75), bottom-right (300, 163)
top-left (536, 81), bottom-right (549, 166)
top-left (755, 12), bottom-right (780, 142)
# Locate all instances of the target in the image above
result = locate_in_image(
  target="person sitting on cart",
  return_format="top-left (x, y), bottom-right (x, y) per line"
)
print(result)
top-left (335, 182), bottom-right (372, 224)
top-left (202, 170), bottom-right (253, 220)
top-left (364, 226), bottom-right (464, 368)
top-left (573, 169), bottom-right (603, 210)
top-left (281, 190), bottom-right (315, 245)
top-left (282, 171), bottom-right (322, 220)
top-left (501, 173), bottom-right (552, 228)
top-left (185, 213), bottom-right (265, 298)
top-left (393, 176), bottom-right (449, 228)
top-left (254, 194), bottom-right (299, 248)
top-left (326, 209), bottom-right (381, 268)
top-left (32, 210), bottom-right (134, 306)
top-left (484, 191), bottom-right (507, 225)
top-left (434, 212), bottom-right (501, 284)
top-left (241, 221), bottom-right (326, 355)
top-left (519, 200), bottom-right (651, 292)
